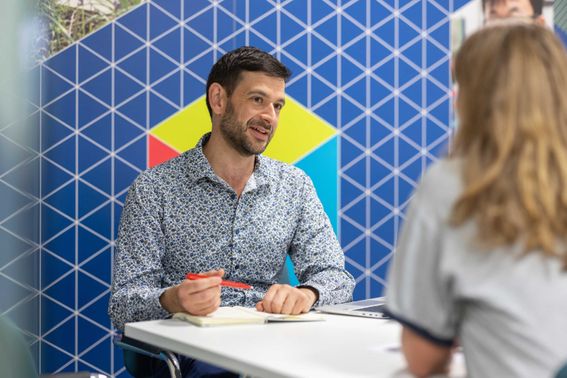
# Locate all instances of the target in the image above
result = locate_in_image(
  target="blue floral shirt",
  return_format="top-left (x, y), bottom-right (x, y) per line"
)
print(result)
top-left (109, 133), bottom-right (355, 330)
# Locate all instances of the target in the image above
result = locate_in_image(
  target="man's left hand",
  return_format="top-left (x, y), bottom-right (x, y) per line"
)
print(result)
top-left (256, 284), bottom-right (318, 315)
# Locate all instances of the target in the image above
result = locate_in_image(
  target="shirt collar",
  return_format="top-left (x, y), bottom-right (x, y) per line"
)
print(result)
top-left (185, 132), bottom-right (274, 189)
top-left (184, 133), bottom-right (218, 183)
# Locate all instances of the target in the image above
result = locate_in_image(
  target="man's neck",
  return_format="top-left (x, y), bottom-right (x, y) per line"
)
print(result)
top-left (202, 132), bottom-right (255, 197)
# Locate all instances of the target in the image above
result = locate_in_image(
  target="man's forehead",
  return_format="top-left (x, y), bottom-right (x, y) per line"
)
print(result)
top-left (234, 71), bottom-right (286, 93)
top-left (487, 0), bottom-right (534, 12)
top-left (238, 71), bottom-right (284, 83)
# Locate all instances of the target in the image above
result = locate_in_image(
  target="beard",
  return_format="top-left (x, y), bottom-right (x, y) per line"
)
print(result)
top-left (219, 102), bottom-right (273, 156)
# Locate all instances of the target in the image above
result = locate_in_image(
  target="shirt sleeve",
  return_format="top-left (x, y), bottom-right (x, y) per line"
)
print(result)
top-left (385, 175), bottom-right (458, 347)
top-left (108, 175), bottom-right (170, 331)
top-left (289, 173), bottom-right (355, 306)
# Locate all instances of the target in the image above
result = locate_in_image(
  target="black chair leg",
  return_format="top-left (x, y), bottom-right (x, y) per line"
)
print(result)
top-left (114, 335), bottom-right (181, 378)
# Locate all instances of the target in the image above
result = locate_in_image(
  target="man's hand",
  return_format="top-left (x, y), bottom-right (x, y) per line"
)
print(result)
top-left (256, 284), bottom-right (318, 315)
top-left (160, 269), bottom-right (224, 316)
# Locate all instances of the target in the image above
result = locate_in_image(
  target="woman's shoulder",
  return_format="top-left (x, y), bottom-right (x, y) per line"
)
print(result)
top-left (414, 158), bottom-right (463, 215)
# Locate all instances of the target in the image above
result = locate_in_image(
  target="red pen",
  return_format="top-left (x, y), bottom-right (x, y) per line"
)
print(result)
top-left (186, 273), bottom-right (253, 290)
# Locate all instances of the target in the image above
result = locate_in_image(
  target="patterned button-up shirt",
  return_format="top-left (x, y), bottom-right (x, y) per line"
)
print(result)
top-left (109, 133), bottom-right (355, 330)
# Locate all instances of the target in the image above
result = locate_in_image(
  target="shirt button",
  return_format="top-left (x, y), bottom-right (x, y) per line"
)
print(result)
top-left (234, 229), bottom-right (240, 235)
top-left (234, 264), bottom-right (240, 270)
top-left (230, 194), bottom-right (236, 200)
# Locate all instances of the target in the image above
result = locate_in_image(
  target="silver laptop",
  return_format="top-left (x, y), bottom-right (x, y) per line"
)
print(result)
top-left (316, 297), bottom-right (389, 319)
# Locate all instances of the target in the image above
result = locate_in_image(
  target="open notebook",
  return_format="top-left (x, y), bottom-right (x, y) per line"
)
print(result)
top-left (173, 306), bottom-right (325, 327)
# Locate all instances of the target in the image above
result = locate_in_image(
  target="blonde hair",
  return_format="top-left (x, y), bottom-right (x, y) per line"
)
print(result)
top-left (451, 24), bottom-right (567, 268)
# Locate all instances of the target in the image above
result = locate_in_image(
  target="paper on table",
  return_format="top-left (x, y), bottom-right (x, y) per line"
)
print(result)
top-left (173, 306), bottom-right (325, 327)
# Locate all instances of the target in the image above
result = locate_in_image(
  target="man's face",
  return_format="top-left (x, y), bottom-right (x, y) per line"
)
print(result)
top-left (485, 0), bottom-right (535, 22)
top-left (219, 71), bottom-right (286, 156)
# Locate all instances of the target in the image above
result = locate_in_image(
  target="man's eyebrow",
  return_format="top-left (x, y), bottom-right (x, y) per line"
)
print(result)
top-left (247, 89), bottom-right (267, 97)
top-left (248, 90), bottom-right (286, 105)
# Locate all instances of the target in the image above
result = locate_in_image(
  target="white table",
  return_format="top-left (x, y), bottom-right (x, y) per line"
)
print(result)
top-left (125, 313), bottom-right (465, 378)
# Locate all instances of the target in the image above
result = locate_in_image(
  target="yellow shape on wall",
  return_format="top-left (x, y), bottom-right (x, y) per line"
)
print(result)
top-left (149, 95), bottom-right (337, 164)
top-left (264, 96), bottom-right (337, 163)
top-left (150, 97), bottom-right (212, 153)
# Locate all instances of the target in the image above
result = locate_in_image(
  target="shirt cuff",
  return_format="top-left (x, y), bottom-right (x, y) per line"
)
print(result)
top-left (384, 307), bottom-right (455, 348)
top-left (153, 287), bottom-right (173, 317)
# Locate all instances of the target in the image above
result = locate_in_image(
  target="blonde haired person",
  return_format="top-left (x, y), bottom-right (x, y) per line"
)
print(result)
top-left (385, 24), bottom-right (567, 378)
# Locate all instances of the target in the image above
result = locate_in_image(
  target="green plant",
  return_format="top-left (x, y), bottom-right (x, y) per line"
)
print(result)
top-left (38, 0), bottom-right (143, 60)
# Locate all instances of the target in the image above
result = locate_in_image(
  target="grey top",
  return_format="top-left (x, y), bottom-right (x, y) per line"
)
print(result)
top-left (386, 158), bottom-right (567, 378)
top-left (109, 133), bottom-right (355, 330)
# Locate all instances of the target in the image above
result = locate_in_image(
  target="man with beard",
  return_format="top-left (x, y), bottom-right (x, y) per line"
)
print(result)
top-left (109, 46), bottom-right (355, 377)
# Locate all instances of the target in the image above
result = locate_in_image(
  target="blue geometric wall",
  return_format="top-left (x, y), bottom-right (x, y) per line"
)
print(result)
top-left (0, 0), bottom-right (475, 376)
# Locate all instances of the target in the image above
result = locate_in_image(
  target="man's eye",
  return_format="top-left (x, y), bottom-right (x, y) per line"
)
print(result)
top-left (253, 97), bottom-right (263, 104)
top-left (274, 103), bottom-right (283, 111)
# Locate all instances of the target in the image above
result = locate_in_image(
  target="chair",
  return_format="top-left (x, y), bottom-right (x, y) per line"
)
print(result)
top-left (42, 374), bottom-right (108, 378)
top-left (115, 259), bottom-right (295, 377)
top-left (556, 361), bottom-right (567, 378)
top-left (0, 316), bottom-right (109, 378)
top-left (113, 334), bottom-right (181, 378)
top-left (0, 315), bottom-right (39, 378)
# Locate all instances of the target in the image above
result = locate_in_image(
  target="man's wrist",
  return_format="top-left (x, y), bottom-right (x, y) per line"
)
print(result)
top-left (159, 285), bottom-right (179, 313)
top-left (297, 285), bottom-right (319, 307)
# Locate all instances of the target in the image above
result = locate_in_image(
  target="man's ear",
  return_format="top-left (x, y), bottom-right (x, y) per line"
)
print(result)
top-left (208, 83), bottom-right (227, 116)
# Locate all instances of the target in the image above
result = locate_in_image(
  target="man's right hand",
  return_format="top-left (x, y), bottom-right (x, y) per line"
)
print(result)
top-left (159, 269), bottom-right (224, 316)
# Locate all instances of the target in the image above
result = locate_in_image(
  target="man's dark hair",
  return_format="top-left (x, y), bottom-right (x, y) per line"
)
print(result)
top-left (482, 0), bottom-right (543, 16)
top-left (205, 46), bottom-right (291, 117)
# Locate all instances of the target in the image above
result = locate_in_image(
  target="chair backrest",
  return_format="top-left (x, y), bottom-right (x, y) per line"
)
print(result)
top-left (44, 374), bottom-right (108, 378)
top-left (556, 361), bottom-right (567, 378)
top-left (0, 316), bottom-right (38, 378)
top-left (114, 334), bottom-right (173, 378)
top-left (122, 349), bottom-right (157, 378)
top-left (0, 316), bottom-right (109, 378)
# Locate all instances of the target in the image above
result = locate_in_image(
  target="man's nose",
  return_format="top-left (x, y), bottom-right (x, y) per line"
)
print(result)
top-left (261, 103), bottom-right (278, 124)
